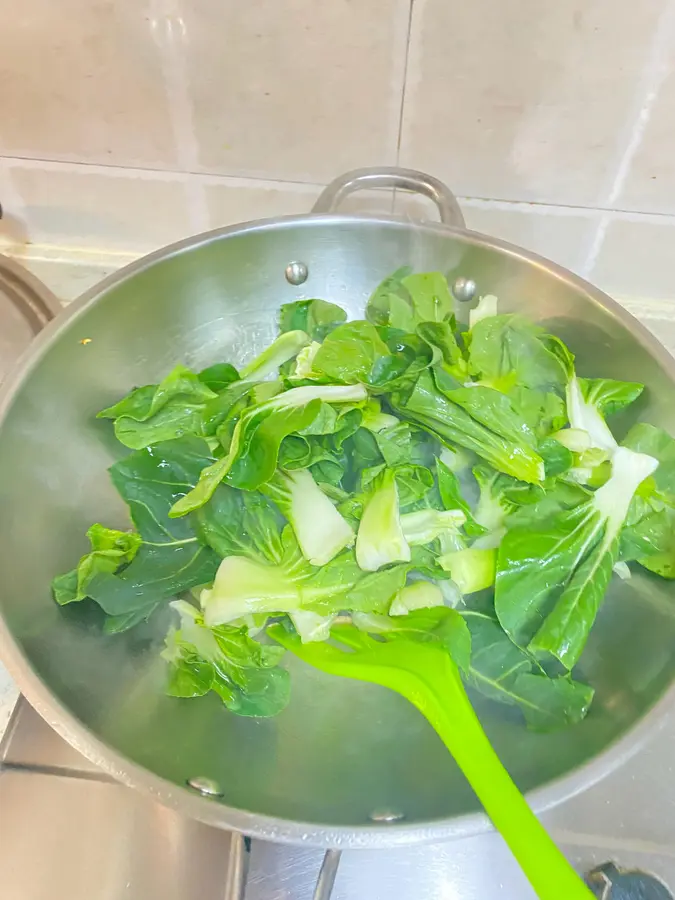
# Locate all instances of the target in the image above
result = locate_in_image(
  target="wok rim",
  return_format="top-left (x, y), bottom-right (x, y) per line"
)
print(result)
top-left (1, 211), bottom-right (674, 849)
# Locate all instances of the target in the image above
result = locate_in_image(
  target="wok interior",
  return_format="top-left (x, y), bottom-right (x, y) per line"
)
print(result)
top-left (1, 217), bottom-right (674, 830)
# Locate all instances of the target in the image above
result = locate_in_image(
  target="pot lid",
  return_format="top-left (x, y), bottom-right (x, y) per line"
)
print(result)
top-left (0, 254), bottom-right (61, 382)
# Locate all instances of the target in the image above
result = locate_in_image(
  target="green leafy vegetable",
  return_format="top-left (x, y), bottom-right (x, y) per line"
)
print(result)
top-left (461, 612), bottom-right (593, 731)
top-left (200, 532), bottom-right (412, 627)
top-left (279, 298), bottom-right (347, 341)
top-left (468, 315), bottom-right (571, 393)
top-left (52, 525), bottom-right (142, 605)
top-left (81, 437), bottom-right (220, 631)
top-left (310, 320), bottom-right (432, 393)
top-left (239, 330), bottom-right (309, 381)
top-left (391, 371), bottom-right (544, 483)
top-left (163, 601), bottom-right (289, 716)
top-left (263, 468), bottom-right (354, 566)
top-left (399, 508), bottom-right (465, 546)
top-left (197, 362), bottom-right (240, 393)
top-left (621, 423), bottom-right (675, 577)
top-left (57, 265), bottom-right (675, 730)
top-left (496, 446), bottom-right (658, 668)
top-left (170, 383), bottom-right (367, 515)
top-left (356, 469), bottom-right (411, 571)
top-left (97, 365), bottom-right (218, 449)
top-left (366, 268), bottom-right (455, 331)
top-left (439, 547), bottom-right (497, 594)
top-left (195, 485), bottom-right (285, 564)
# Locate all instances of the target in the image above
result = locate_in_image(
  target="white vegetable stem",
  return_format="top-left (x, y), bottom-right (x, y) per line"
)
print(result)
top-left (469, 294), bottom-right (498, 329)
top-left (594, 445), bottom-right (658, 531)
top-left (389, 581), bottom-right (444, 616)
top-left (356, 469), bottom-right (411, 571)
top-left (566, 375), bottom-right (617, 454)
top-left (289, 609), bottom-right (336, 643)
top-left (275, 468), bottom-right (354, 566)
top-left (399, 508), bottom-right (465, 545)
top-left (201, 557), bottom-right (299, 626)
top-left (240, 330), bottom-right (309, 381)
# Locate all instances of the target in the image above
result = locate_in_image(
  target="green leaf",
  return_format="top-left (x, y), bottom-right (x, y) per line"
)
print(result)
top-left (83, 438), bottom-right (220, 628)
top-left (278, 298), bottom-right (347, 341)
top-left (496, 502), bottom-right (605, 654)
top-left (443, 384), bottom-right (538, 448)
top-left (538, 436), bottom-right (574, 478)
top-left (240, 330), bottom-right (309, 381)
top-left (468, 315), bottom-right (571, 394)
top-left (97, 365), bottom-right (218, 449)
top-left (163, 602), bottom-right (290, 717)
top-left (578, 378), bottom-right (644, 418)
top-left (52, 525), bottom-right (142, 605)
top-left (197, 363), bottom-right (240, 393)
top-left (416, 321), bottom-right (467, 380)
top-left (373, 421), bottom-right (412, 467)
top-left (170, 384), bottom-right (367, 516)
top-left (195, 485), bottom-right (285, 564)
top-left (528, 533), bottom-right (620, 667)
top-left (496, 446), bottom-right (659, 668)
top-left (365, 266), bottom-right (415, 330)
top-left (623, 422), bottom-right (675, 495)
top-left (200, 380), bottom-right (257, 437)
top-left (311, 321), bottom-right (432, 393)
top-left (510, 673), bottom-right (595, 732)
top-left (507, 387), bottom-right (567, 439)
top-left (366, 269), bottom-right (454, 331)
top-left (391, 371), bottom-right (545, 484)
top-left (436, 460), bottom-right (487, 538)
top-left (400, 271), bottom-right (454, 323)
top-left (461, 612), bottom-right (593, 731)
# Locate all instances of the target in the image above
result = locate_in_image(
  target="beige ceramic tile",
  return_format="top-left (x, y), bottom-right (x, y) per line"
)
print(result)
top-left (400, 0), bottom-right (666, 206)
top-left (8, 166), bottom-right (191, 254)
top-left (394, 192), bottom-right (596, 274)
top-left (590, 217), bottom-right (675, 301)
top-left (180, 0), bottom-right (408, 181)
top-left (206, 180), bottom-right (395, 228)
top-left (0, 0), bottom-right (176, 168)
top-left (617, 59), bottom-right (675, 214)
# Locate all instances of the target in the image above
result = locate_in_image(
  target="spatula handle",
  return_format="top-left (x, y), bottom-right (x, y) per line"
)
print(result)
top-left (418, 668), bottom-right (595, 900)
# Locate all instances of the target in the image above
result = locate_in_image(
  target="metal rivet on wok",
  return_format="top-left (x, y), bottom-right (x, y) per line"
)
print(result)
top-left (369, 808), bottom-right (404, 823)
top-left (452, 276), bottom-right (477, 302)
top-left (187, 776), bottom-right (224, 797)
top-left (285, 261), bottom-right (309, 285)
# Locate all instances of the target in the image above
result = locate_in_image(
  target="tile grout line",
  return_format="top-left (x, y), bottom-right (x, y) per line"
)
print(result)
top-left (392, 0), bottom-right (417, 216)
top-left (154, 0), bottom-right (209, 232)
top-left (395, 0), bottom-right (415, 166)
top-left (580, 0), bottom-right (675, 277)
top-left (7, 148), bottom-right (675, 224)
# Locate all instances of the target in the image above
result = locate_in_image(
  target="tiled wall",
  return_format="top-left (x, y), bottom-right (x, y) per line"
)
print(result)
top-left (2, 0), bottom-right (675, 306)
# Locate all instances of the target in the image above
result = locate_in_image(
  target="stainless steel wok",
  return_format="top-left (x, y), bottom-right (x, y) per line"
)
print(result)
top-left (1, 167), bottom-right (674, 850)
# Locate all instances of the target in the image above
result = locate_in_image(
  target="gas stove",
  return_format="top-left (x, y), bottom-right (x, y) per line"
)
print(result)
top-left (1, 696), bottom-right (674, 899)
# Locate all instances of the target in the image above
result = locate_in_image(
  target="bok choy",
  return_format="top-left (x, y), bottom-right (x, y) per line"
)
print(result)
top-left (53, 268), bottom-right (670, 731)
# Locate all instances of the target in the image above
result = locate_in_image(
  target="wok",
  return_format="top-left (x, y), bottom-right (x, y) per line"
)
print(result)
top-left (0, 167), bottom-right (674, 850)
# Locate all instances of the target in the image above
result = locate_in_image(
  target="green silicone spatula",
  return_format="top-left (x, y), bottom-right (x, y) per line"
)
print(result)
top-left (269, 621), bottom-right (595, 900)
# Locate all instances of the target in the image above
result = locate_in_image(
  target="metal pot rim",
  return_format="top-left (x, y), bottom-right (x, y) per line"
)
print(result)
top-left (2, 210), bottom-right (675, 849)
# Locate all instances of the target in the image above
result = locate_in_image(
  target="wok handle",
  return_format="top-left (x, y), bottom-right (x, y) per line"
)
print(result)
top-left (311, 167), bottom-right (466, 228)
